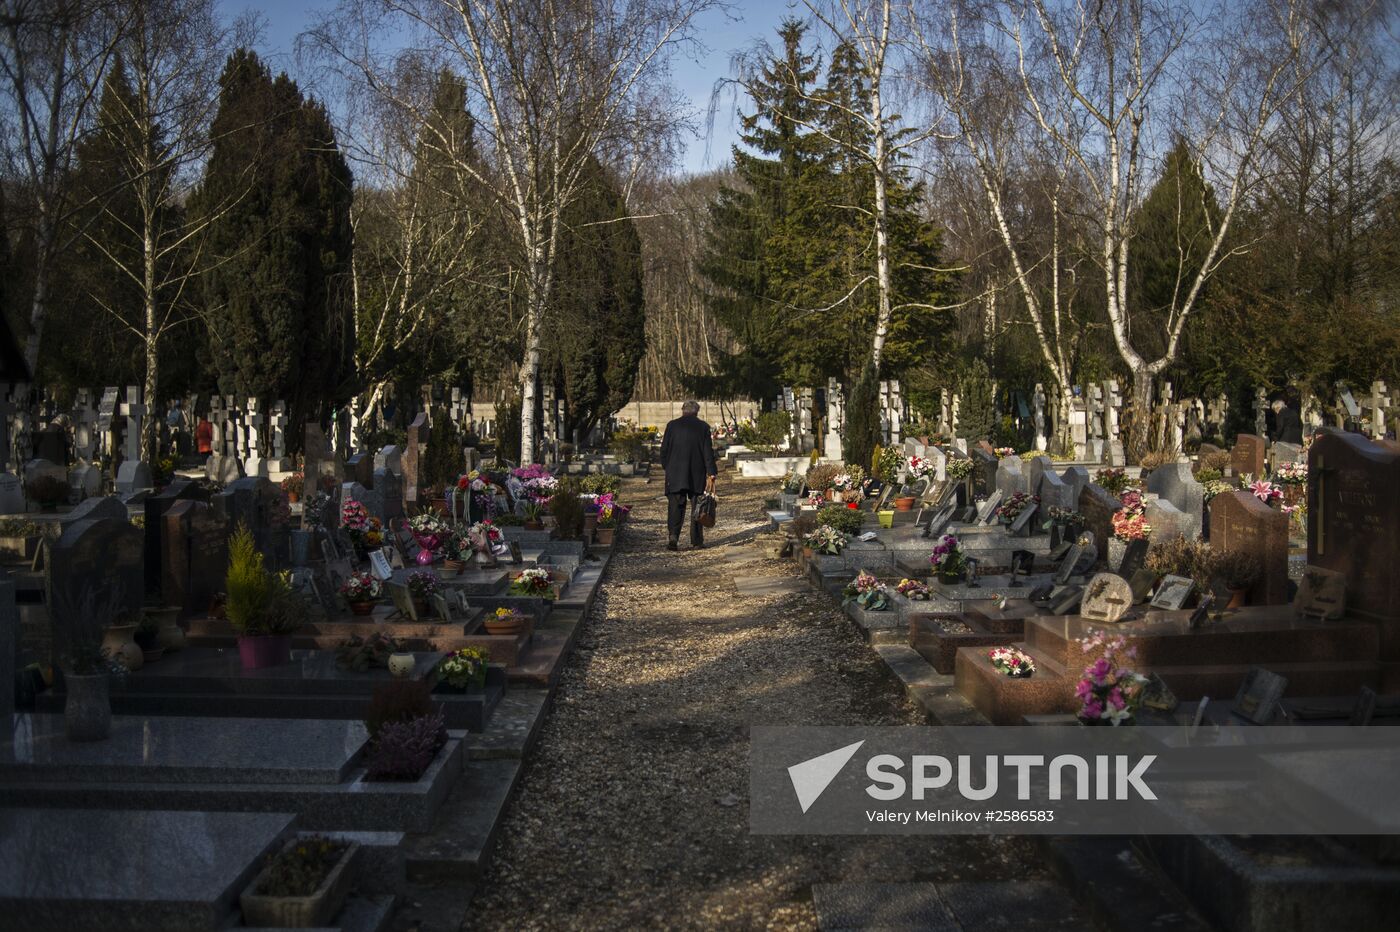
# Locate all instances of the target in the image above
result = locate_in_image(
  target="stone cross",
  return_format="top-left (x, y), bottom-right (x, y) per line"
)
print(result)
top-left (119, 385), bottom-right (146, 463)
top-left (888, 380), bottom-right (903, 444)
top-left (1301, 392), bottom-right (1323, 433)
top-left (1207, 393), bottom-right (1229, 438)
top-left (1086, 385), bottom-right (1105, 462)
top-left (950, 392), bottom-right (961, 438)
top-left (269, 401), bottom-right (289, 470)
top-left (1253, 387), bottom-right (1268, 438)
top-left (1369, 380), bottom-right (1390, 439)
top-left (939, 388), bottom-right (951, 436)
top-left (825, 378), bottom-right (844, 460)
top-left (243, 397), bottom-right (267, 477)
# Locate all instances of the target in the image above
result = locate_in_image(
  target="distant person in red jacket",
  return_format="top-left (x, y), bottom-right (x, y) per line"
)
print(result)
top-left (195, 417), bottom-right (213, 458)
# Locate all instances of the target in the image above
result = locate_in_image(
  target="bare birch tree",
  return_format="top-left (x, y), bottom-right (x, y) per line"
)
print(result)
top-left (912, 0), bottom-right (1313, 453)
top-left (308, 0), bottom-right (712, 463)
top-left (74, 0), bottom-right (243, 459)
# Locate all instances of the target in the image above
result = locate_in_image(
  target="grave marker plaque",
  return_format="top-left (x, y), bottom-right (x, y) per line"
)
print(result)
top-left (1294, 565), bottom-right (1346, 621)
top-left (1233, 667), bottom-right (1289, 724)
top-left (1080, 573), bottom-right (1134, 623)
top-left (1150, 575), bottom-right (1195, 611)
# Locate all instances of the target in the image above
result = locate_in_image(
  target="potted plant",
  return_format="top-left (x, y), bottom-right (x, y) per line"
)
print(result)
top-left (226, 524), bottom-right (304, 670)
top-left (484, 606), bottom-right (526, 636)
top-left (240, 835), bottom-right (359, 928)
top-left (280, 471), bottom-right (304, 504)
top-left (945, 457), bottom-right (974, 501)
top-left (0, 517), bottom-right (46, 561)
top-left (133, 614), bottom-right (164, 664)
top-left (842, 571), bottom-right (891, 611)
top-left (522, 500), bottom-right (546, 531)
top-left (804, 525), bottom-right (847, 557)
top-left (509, 567), bottom-right (554, 598)
top-left (896, 578), bottom-right (930, 601)
top-left (1273, 461), bottom-right (1307, 508)
top-left (594, 496), bottom-right (624, 546)
top-left (442, 531), bottom-right (472, 575)
top-left (406, 570), bottom-right (439, 616)
top-left (339, 572), bottom-right (382, 616)
top-left (436, 647), bottom-right (489, 691)
top-left (929, 534), bottom-right (967, 584)
top-left (1210, 549), bottom-right (1262, 608)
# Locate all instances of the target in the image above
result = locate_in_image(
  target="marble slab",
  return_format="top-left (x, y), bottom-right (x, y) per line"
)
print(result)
top-left (0, 808), bottom-right (293, 931)
top-left (112, 647), bottom-right (442, 696)
top-left (1, 713), bottom-right (367, 784)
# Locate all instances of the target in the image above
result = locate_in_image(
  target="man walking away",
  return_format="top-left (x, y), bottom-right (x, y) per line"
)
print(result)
top-left (659, 400), bottom-right (717, 551)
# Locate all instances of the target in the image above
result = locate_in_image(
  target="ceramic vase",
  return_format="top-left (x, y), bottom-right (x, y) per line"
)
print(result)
top-left (387, 652), bottom-right (415, 678)
top-left (101, 624), bottom-right (143, 671)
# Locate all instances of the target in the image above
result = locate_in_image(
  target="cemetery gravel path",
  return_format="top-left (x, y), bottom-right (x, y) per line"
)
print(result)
top-left (462, 474), bottom-right (1045, 931)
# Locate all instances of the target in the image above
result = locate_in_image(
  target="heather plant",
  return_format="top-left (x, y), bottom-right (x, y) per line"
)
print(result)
top-left (365, 709), bottom-right (448, 780)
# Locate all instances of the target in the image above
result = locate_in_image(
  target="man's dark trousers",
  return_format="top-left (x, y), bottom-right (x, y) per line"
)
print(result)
top-left (667, 491), bottom-right (703, 546)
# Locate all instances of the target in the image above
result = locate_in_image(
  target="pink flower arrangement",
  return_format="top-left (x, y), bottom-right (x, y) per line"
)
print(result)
top-left (988, 646), bottom-right (1035, 677)
top-left (1111, 489), bottom-right (1151, 542)
top-left (906, 455), bottom-right (935, 480)
top-left (1249, 479), bottom-right (1284, 504)
top-left (341, 499), bottom-right (369, 530)
top-left (1273, 461), bottom-right (1307, 486)
top-left (1075, 632), bottom-right (1148, 725)
top-left (929, 534), bottom-right (967, 576)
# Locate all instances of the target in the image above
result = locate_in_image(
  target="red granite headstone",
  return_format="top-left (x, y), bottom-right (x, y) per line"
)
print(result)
top-left (1229, 433), bottom-right (1267, 478)
top-left (1210, 490), bottom-right (1289, 606)
top-left (1078, 483), bottom-right (1120, 568)
top-left (1308, 431), bottom-right (1400, 658)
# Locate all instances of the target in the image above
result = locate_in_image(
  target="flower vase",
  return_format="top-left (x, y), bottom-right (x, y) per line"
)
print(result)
top-left (101, 624), bottom-right (143, 671)
top-left (1227, 587), bottom-right (1249, 610)
top-left (349, 600), bottom-right (375, 616)
top-left (415, 549), bottom-right (435, 566)
top-left (387, 652), bottom-right (415, 678)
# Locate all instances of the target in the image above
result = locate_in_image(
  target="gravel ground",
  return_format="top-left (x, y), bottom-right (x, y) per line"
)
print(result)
top-left (464, 472), bottom-right (1044, 930)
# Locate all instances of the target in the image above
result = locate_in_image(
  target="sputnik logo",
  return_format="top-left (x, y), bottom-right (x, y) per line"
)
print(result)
top-left (787, 740), bottom-right (865, 813)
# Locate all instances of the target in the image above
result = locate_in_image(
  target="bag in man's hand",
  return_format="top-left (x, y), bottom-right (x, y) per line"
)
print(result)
top-left (693, 493), bottom-right (717, 528)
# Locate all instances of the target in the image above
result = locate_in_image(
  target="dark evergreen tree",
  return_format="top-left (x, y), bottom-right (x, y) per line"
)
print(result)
top-left (548, 156), bottom-right (646, 441)
top-left (195, 49), bottom-right (354, 445)
top-left (843, 360), bottom-right (881, 479)
top-left (956, 358), bottom-right (996, 441)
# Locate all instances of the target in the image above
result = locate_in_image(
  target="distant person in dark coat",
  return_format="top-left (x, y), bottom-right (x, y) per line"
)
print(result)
top-left (659, 400), bottom-right (717, 551)
top-left (1271, 398), bottom-right (1303, 445)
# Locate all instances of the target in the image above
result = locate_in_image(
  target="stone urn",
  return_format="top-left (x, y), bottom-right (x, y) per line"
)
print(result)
top-left (101, 624), bottom-right (143, 671)
top-left (64, 672), bottom-right (112, 741)
top-left (387, 652), bottom-right (415, 679)
top-left (147, 607), bottom-right (186, 652)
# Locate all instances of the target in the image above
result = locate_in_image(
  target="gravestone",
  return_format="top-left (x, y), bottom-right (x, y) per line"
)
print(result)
top-left (303, 421), bottom-right (332, 490)
top-left (1029, 458), bottom-right (1075, 512)
top-left (975, 489), bottom-right (1003, 525)
top-left (114, 459), bottom-right (154, 497)
top-left (1078, 484), bottom-right (1121, 564)
top-left (376, 445), bottom-right (403, 477)
top-left (1060, 466), bottom-right (1089, 508)
top-left (405, 413), bottom-right (428, 507)
top-left (1009, 501), bottom-right (1039, 537)
top-left (216, 477), bottom-right (288, 567)
top-left (1145, 498), bottom-right (1198, 543)
top-left (347, 453), bottom-right (374, 489)
top-left (1230, 433), bottom-right (1267, 479)
top-left (1270, 441), bottom-right (1302, 473)
top-left (62, 495), bottom-right (128, 525)
top-left (994, 455), bottom-right (1026, 501)
top-left (47, 515), bottom-right (144, 660)
top-left (1308, 431), bottom-right (1400, 657)
top-left (971, 448), bottom-right (998, 496)
top-left (374, 468), bottom-right (404, 523)
top-left (1150, 575), bottom-right (1195, 611)
top-left (143, 478), bottom-right (210, 597)
top-left (1114, 538), bottom-right (1149, 577)
top-left (0, 472), bottom-right (25, 514)
top-left (1145, 461), bottom-right (1204, 526)
top-left (1211, 490), bottom-right (1289, 606)
top-left (69, 462), bottom-right (101, 500)
top-left (162, 499), bottom-right (227, 619)
top-left (922, 501), bottom-right (958, 540)
top-left (1080, 572), bottom-right (1134, 623)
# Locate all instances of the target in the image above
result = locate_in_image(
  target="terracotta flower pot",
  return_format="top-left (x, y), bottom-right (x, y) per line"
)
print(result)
top-left (484, 615), bottom-right (525, 636)
top-left (349, 600), bottom-right (375, 616)
top-left (443, 559), bottom-right (467, 575)
top-left (287, 492), bottom-right (300, 504)
top-left (595, 527), bottom-right (616, 546)
top-left (893, 496), bottom-right (917, 512)
top-left (1227, 587), bottom-right (1249, 609)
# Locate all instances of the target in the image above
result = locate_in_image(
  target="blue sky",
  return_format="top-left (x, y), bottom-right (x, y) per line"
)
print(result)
top-left (218, 0), bottom-right (803, 175)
